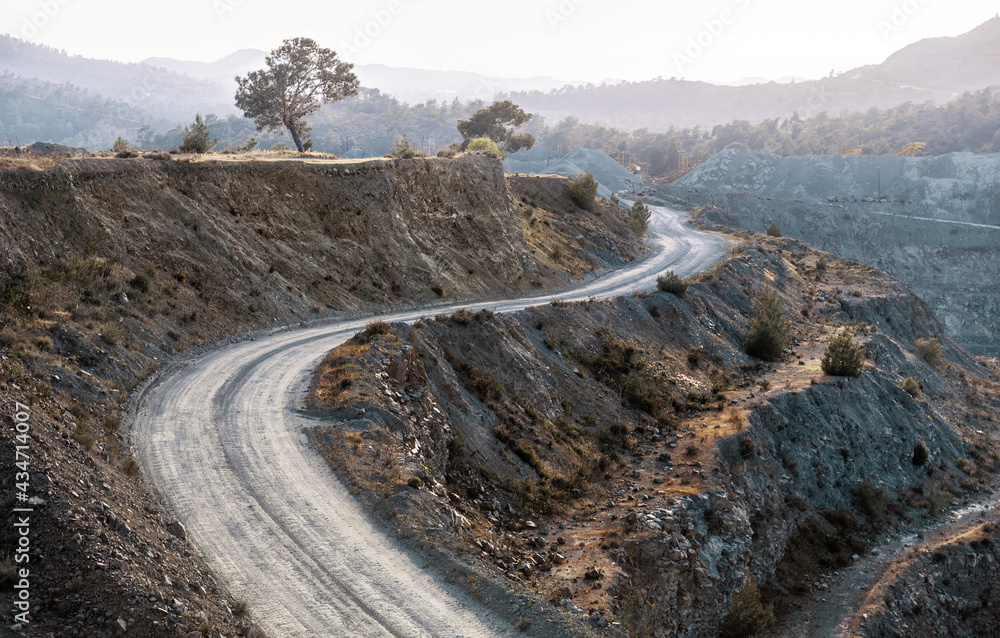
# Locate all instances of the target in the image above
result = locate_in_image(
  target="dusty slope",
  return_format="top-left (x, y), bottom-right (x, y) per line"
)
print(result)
top-left (670, 149), bottom-right (1000, 353)
top-left (0, 152), bottom-right (641, 636)
top-left (311, 229), bottom-right (1000, 636)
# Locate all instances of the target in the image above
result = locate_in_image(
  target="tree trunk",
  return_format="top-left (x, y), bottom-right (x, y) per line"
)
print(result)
top-left (286, 120), bottom-right (304, 152)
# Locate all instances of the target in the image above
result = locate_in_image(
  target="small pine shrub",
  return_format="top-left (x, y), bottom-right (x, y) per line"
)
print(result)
top-left (900, 377), bottom-right (921, 398)
top-left (360, 321), bottom-right (395, 341)
top-left (112, 136), bottom-right (135, 158)
top-left (913, 440), bottom-right (929, 466)
top-left (569, 172), bottom-right (599, 211)
top-left (72, 425), bottom-right (98, 451)
top-left (656, 270), bottom-right (688, 297)
top-left (745, 289), bottom-right (790, 362)
top-left (235, 136), bottom-right (258, 152)
top-left (821, 330), bottom-right (865, 377)
top-left (390, 133), bottom-right (417, 159)
top-left (0, 271), bottom-right (30, 309)
top-left (915, 337), bottom-right (943, 369)
top-left (100, 322), bottom-right (125, 345)
top-left (816, 255), bottom-right (828, 270)
top-left (465, 137), bottom-right (502, 159)
top-left (232, 598), bottom-right (249, 617)
top-left (179, 113), bottom-right (217, 154)
top-left (628, 199), bottom-right (651, 236)
top-left (121, 456), bottom-right (141, 476)
top-left (719, 578), bottom-right (775, 638)
top-left (407, 476), bottom-right (423, 489)
top-left (687, 346), bottom-right (709, 368)
top-left (33, 335), bottom-right (53, 351)
top-left (855, 478), bottom-right (889, 527)
top-left (766, 221), bottom-right (782, 237)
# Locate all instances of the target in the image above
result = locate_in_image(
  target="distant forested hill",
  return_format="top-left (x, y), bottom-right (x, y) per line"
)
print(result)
top-left (0, 35), bottom-right (235, 120)
top-left (0, 73), bottom-right (160, 149)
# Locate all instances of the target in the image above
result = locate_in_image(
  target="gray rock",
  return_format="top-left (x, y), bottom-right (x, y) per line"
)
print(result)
top-left (167, 521), bottom-right (187, 540)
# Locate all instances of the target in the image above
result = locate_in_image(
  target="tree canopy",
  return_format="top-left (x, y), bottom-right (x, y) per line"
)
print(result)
top-left (234, 37), bottom-right (359, 152)
top-left (457, 100), bottom-right (535, 153)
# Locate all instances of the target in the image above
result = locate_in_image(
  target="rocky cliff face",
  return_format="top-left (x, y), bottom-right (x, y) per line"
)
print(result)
top-left (670, 150), bottom-right (1000, 353)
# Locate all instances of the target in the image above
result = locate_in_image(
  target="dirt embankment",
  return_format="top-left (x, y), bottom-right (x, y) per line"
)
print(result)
top-left (0, 153), bottom-right (641, 636)
top-left (859, 521), bottom-right (1000, 637)
top-left (308, 231), bottom-right (1000, 636)
top-left (669, 149), bottom-right (1000, 354)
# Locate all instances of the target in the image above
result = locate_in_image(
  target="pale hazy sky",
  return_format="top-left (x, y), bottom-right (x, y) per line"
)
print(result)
top-left (2, 0), bottom-right (999, 83)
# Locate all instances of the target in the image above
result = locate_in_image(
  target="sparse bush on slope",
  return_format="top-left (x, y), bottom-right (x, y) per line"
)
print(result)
top-left (745, 289), bottom-right (790, 361)
top-left (656, 270), bottom-right (688, 297)
top-left (569, 172), bottom-right (599, 210)
top-left (821, 330), bottom-right (865, 377)
top-left (628, 199), bottom-right (651, 236)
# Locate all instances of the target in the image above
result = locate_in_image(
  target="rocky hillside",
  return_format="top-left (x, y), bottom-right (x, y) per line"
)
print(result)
top-left (860, 522), bottom-right (1000, 637)
top-left (670, 150), bottom-right (1000, 353)
top-left (308, 231), bottom-right (999, 636)
top-left (0, 151), bottom-right (641, 636)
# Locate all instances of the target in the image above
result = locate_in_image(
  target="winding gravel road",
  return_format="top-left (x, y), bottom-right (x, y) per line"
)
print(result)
top-left (134, 205), bottom-right (730, 637)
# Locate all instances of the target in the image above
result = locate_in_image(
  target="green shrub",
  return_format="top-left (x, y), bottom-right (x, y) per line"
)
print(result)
top-left (271, 142), bottom-right (290, 151)
top-left (627, 199), bottom-right (651, 236)
top-left (100, 322), bottom-right (125, 345)
top-left (816, 255), bottom-right (828, 270)
top-left (33, 335), bottom-right (53, 351)
top-left (112, 136), bottom-right (135, 158)
top-left (913, 440), bottom-right (929, 466)
top-left (360, 321), bottom-right (395, 341)
top-left (687, 346), bottom-right (709, 368)
top-left (915, 337), bottom-right (943, 369)
top-left (407, 476), bottom-right (423, 489)
top-left (72, 425), bottom-right (98, 451)
top-left (820, 330), bottom-right (865, 377)
top-left (900, 377), bottom-right (921, 398)
top-left (656, 270), bottom-right (688, 297)
top-left (0, 271), bottom-right (30, 310)
top-left (235, 136), bottom-right (258, 152)
top-left (926, 479), bottom-right (950, 514)
top-left (855, 478), bottom-right (889, 528)
top-left (766, 221), bottom-right (782, 237)
top-left (179, 113), bottom-right (217, 154)
top-left (390, 132), bottom-right (417, 159)
top-left (465, 137), bottom-right (502, 159)
top-left (719, 578), bottom-right (775, 638)
top-left (744, 289), bottom-right (790, 361)
top-left (569, 172), bottom-right (599, 210)
top-left (431, 283), bottom-right (445, 297)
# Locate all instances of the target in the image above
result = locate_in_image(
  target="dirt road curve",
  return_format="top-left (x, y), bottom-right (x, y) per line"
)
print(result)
top-left (134, 206), bottom-right (731, 637)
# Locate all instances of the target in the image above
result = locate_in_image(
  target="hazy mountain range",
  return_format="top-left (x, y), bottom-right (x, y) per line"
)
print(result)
top-left (1, 17), bottom-right (999, 146)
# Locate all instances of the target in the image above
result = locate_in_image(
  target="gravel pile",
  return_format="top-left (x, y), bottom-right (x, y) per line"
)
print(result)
top-left (505, 146), bottom-right (644, 198)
